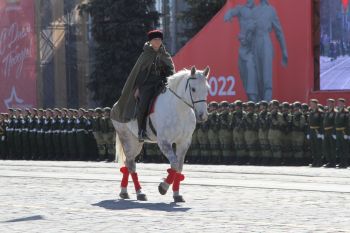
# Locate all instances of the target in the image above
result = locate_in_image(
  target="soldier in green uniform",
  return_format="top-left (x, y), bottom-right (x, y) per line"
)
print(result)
top-left (335, 98), bottom-right (348, 168)
top-left (28, 109), bottom-right (38, 160)
top-left (101, 107), bottom-right (116, 162)
top-left (86, 109), bottom-right (98, 161)
top-left (187, 123), bottom-right (200, 164)
top-left (228, 102), bottom-right (236, 163)
top-left (322, 99), bottom-right (337, 168)
top-left (207, 102), bottom-right (221, 164)
top-left (52, 109), bottom-right (62, 160)
top-left (232, 100), bottom-right (246, 164)
top-left (218, 101), bottom-right (233, 164)
top-left (6, 109), bottom-right (15, 159)
top-left (0, 114), bottom-right (6, 159)
top-left (66, 109), bottom-right (78, 160)
top-left (308, 99), bottom-right (324, 167)
top-left (257, 101), bottom-right (271, 165)
top-left (268, 100), bottom-right (284, 165)
top-left (93, 108), bottom-right (106, 161)
top-left (301, 103), bottom-right (311, 164)
top-left (59, 109), bottom-right (69, 160)
top-left (243, 101), bottom-right (259, 165)
top-left (21, 109), bottom-right (31, 160)
top-left (44, 109), bottom-right (55, 160)
top-left (75, 108), bottom-right (88, 161)
top-left (36, 109), bottom-right (46, 160)
top-left (197, 104), bottom-right (211, 164)
top-left (280, 102), bottom-right (292, 165)
top-left (290, 102), bottom-right (307, 166)
top-left (13, 109), bottom-right (23, 160)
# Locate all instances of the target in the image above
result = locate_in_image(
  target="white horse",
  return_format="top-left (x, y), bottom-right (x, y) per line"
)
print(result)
top-left (112, 66), bottom-right (210, 202)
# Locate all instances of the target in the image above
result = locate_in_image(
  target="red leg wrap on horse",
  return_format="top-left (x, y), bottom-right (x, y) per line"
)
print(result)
top-left (120, 167), bottom-right (129, 188)
top-left (165, 168), bottom-right (177, 185)
top-left (131, 172), bottom-right (141, 191)
top-left (172, 173), bottom-right (185, 192)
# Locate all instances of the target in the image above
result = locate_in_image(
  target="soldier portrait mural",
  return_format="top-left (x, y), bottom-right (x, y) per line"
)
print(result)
top-left (174, 0), bottom-right (312, 104)
top-left (224, 0), bottom-right (288, 102)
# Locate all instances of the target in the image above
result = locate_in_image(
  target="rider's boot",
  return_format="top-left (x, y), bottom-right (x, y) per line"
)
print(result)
top-left (138, 129), bottom-right (147, 142)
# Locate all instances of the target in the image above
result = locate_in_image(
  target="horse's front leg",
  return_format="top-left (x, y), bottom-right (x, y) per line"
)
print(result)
top-left (158, 140), bottom-right (190, 203)
top-left (171, 141), bottom-right (190, 203)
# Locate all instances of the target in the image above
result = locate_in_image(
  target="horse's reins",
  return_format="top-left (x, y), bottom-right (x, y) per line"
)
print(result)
top-left (168, 77), bottom-right (207, 109)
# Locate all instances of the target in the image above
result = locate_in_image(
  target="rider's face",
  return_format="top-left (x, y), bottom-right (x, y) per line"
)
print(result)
top-left (150, 38), bottom-right (162, 51)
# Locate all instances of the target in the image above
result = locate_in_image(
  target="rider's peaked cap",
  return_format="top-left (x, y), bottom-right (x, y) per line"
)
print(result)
top-left (147, 30), bottom-right (163, 41)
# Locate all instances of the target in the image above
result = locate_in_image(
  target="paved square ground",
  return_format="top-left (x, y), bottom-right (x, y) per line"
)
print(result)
top-left (0, 161), bottom-right (350, 233)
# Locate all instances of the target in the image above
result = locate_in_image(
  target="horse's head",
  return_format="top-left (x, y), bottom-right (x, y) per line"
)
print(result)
top-left (186, 66), bottom-right (210, 123)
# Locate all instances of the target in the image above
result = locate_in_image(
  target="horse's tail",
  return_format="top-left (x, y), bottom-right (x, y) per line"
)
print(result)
top-left (115, 132), bottom-right (126, 167)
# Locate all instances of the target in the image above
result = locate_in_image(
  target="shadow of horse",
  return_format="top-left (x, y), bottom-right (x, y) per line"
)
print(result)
top-left (92, 200), bottom-right (191, 212)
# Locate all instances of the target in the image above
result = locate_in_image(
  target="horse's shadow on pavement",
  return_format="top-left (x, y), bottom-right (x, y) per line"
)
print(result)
top-left (92, 199), bottom-right (191, 212)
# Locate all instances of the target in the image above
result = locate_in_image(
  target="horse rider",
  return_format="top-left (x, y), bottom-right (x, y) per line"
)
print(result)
top-left (111, 30), bottom-right (175, 142)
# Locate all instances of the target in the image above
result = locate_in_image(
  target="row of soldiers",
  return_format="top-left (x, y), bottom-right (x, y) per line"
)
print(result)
top-left (182, 98), bottom-right (350, 168)
top-left (1, 98), bottom-right (350, 168)
top-left (0, 107), bottom-right (115, 162)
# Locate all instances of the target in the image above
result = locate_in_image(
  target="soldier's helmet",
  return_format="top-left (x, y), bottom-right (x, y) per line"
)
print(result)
top-left (293, 101), bottom-right (301, 109)
top-left (309, 99), bottom-right (319, 104)
top-left (260, 101), bottom-right (268, 108)
top-left (282, 102), bottom-right (290, 109)
top-left (95, 107), bottom-right (103, 114)
top-left (247, 101), bottom-right (255, 108)
top-left (326, 98), bottom-right (335, 103)
top-left (104, 107), bottom-right (111, 112)
top-left (234, 100), bottom-right (243, 108)
top-left (337, 98), bottom-right (346, 103)
top-left (219, 101), bottom-right (229, 108)
top-left (229, 103), bottom-right (235, 109)
top-left (301, 103), bottom-right (309, 111)
top-left (209, 101), bottom-right (218, 108)
top-left (270, 99), bottom-right (280, 107)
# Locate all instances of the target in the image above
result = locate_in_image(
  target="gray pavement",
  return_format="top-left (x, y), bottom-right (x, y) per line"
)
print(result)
top-left (0, 160), bottom-right (350, 233)
top-left (320, 56), bottom-right (350, 90)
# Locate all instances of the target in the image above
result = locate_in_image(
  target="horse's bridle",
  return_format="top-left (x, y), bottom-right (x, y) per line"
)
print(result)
top-left (168, 77), bottom-right (207, 109)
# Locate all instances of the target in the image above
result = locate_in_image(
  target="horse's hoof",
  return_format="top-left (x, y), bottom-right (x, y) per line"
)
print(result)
top-left (137, 193), bottom-right (148, 201)
top-left (119, 192), bottom-right (130, 199)
top-left (158, 183), bottom-right (168, 195)
top-left (173, 195), bottom-right (185, 203)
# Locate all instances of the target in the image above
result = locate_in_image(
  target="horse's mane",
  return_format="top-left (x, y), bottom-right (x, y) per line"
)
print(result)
top-left (167, 69), bottom-right (190, 89)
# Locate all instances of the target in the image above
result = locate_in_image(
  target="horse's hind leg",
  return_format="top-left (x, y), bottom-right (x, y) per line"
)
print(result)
top-left (114, 122), bottom-right (147, 201)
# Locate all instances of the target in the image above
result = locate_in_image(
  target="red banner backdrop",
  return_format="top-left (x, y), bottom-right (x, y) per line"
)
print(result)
top-left (0, 0), bottom-right (37, 112)
top-left (173, 0), bottom-right (314, 103)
